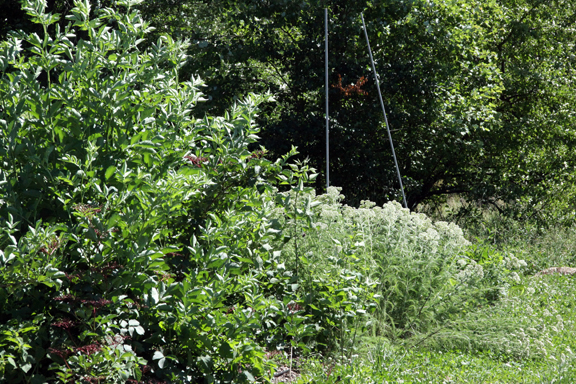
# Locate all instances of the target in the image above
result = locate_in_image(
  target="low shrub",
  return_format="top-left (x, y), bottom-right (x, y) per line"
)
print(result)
top-left (272, 187), bottom-right (489, 342)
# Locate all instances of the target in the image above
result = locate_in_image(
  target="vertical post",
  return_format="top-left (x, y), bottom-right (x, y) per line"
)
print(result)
top-left (361, 13), bottom-right (408, 208)
top-left (325, 8), bottom-right (330, 189)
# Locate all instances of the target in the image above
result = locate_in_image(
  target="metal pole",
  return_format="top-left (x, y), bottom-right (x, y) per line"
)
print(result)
top-left (325, 8), bottom-right (330, 189)
top-left (361, 13), bottom-right (407, 208)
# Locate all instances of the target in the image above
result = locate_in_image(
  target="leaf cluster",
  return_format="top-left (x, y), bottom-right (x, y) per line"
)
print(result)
top-left (137, 0), bottom-right (576, 221)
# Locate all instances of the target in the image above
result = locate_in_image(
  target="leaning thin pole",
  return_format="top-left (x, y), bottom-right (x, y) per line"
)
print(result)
top-left (325, 8), bottom-right (330, 189)
top-left (361, 13), bottom-right (407, 208)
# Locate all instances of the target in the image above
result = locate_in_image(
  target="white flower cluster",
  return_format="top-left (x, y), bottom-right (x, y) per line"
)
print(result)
top-left (269, 186), bottom-right (473, 286)
top-left (540, 303), bottom-right (564, 333)
top-left (455, 258), bottom-right (485, 281)
top-left (504, 253), bottom-right (528, 269)
top-left (504, 326), bottom-right (553, 358)
top-left (320, 203), bottom-right (342, 221)
top-left (316, 186), bottom-right (344, 206)
top-left (312, 188), bottom-right (471, 261)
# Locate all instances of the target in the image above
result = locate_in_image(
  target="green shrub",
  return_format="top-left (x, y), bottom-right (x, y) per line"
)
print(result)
top-left (270, 186), bottom-right (533, 357)
top-left (271, 186), bottom-right (486, 343)
top-left (0, 0), bottom-right (312, 382)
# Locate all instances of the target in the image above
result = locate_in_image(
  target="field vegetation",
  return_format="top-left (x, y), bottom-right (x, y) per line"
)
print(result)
top-left (1, 0), bottom-right (576, 383)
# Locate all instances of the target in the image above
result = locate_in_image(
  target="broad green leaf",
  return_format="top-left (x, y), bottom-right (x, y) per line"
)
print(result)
top-left (105, 165), bottom-right (116, 179)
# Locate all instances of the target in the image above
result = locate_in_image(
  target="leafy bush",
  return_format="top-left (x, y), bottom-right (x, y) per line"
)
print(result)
top-left (271, 187), bottom-right (491, 342)
top-left (0, 0), bottom-right (320, 382)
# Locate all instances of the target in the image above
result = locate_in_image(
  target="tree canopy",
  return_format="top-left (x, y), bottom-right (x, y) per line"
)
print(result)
top-left (134, 0), bottom-right (576, 219)
top-left (3, 0), bottom-right (576, 215)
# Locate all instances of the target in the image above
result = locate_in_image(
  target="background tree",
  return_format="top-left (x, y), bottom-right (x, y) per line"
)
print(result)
top-left (136, 0), bottom-right (576, 219)
top-left (4, 0), bottom-right (576, 216)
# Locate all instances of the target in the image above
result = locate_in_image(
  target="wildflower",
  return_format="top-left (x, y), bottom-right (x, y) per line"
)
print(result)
top-left (456, 261), bottom-right (484, 281)
top-left (65, 272), bottom-right (83, 281)
top-left (184, 155), bottom-right (209, 168)
top-left (81, 299), bottom-right (112, 308)
top-left (287, 302), bottom-right (303, 314)
top-left (509, 272), bottom-right (521, 283)
top-left (557, 315), bottom-right (564, 331)
top-left (53, 294), bottom-right (77, 303)
top-left (48, 347), bottom-right (72, 359)
top-left (320, 205), bottom-right (341, 220)
top-left (324, 186), bottom-right (345, 204)
top-left (505, 254), bottom-right (528, 269)
top-left (104, 334), bottom-right (130, 347)
top-left (359, 200), bottom-right (376, 209)
top-left (248, 149), bottom-right (266, 159)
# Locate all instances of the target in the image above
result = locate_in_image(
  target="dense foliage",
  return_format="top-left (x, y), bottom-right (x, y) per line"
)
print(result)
top-left (0, 0), bottom-right (313, 381)
top-left (0, 0), bottom-right (567, 383)
top-left (5, 0), bottom-right (576, 216)
top-left (136, 0), bottom-right (576, 219)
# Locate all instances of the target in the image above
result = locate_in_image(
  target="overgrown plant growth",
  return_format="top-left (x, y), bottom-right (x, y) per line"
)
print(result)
top-left (272, 188), bottom-right (529, 351)
top-left (0, 0), bottom-right (546, 383)
top-left (0, 0), bottom-right (314, 381)
top-left (0, 0), bottom-right (376, 382)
